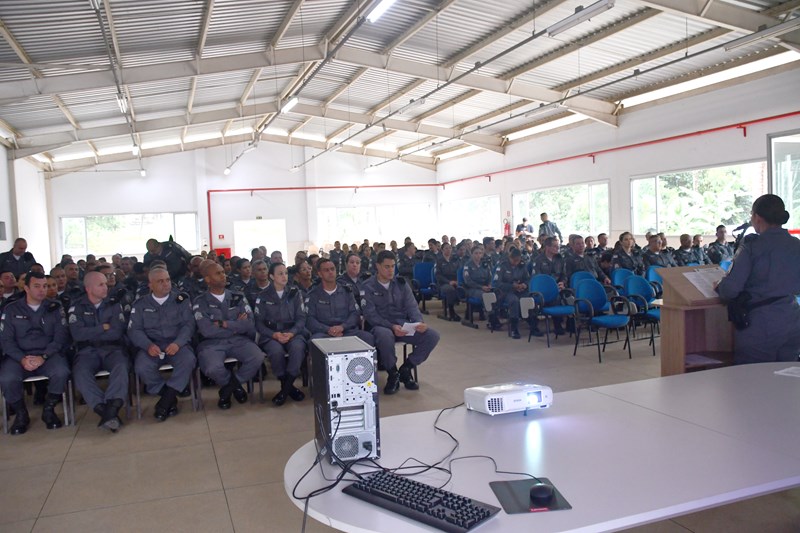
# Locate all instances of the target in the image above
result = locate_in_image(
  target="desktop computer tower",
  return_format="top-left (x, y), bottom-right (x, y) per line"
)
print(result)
top-left (310, 336), bottom-right (380, 465)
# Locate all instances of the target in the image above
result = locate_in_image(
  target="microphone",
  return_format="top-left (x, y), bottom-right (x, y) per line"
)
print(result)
top-left (733, 221), bottom-right (750, 232)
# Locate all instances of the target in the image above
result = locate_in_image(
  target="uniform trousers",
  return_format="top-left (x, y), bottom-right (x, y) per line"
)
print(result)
top-left (734, 303), bottom-right (800, 364)
top-left (73, 348), bottom-right (129, 409)
top-left (134, 346), bottom-right (196, 395)
top-left (371, 326), bottom-right (439, 370)
top-left (260, 336), bottom-right (306, 379)
top-left (197, 337), bottom-right (264, 386)
top-left (438, 283), bottom-right (458, 307)
top-left (0, 356), bottom-right (70, 404)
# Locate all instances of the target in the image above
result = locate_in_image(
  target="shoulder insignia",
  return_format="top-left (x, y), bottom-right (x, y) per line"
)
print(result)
top-left (342, 284), bottom-right (353, 293)
top-left (176, 292), bottom-right (190, 303)
top-left (288, 287), bottom-right (298, 299)
top-left (397, 277), bottom-right (406, 285)
top-left (231, 293), bottom-right (243, 306)
top-left (47, 301), bottom-right (62, 312)
top-left (68, 313), bottom-right (78, 324)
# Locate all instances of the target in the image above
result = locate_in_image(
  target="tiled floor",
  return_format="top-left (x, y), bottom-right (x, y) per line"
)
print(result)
top-left (1, 304), bottom-right (798, 533)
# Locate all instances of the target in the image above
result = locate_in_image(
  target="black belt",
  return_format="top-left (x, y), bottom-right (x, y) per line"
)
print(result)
top-left (266, 321), bottom-right (294, 331)
top-left (76, 340), bottom-right (121, 350)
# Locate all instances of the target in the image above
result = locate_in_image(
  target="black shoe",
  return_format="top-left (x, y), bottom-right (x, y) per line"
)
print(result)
top-left (288, 386), bottom-right (305, 402)
top-left (102, 399), bottom-right (124, 432)
top-left (531, 329), bottom-right (544, 337)
top-left (154, 388), bottom-right (178, 421)
top-left (478, 311), bottom-right (487, 321)
top-left (217, 386), bottom-right (232, 410)
top-left (383, 372), bottom-right (400, 395)
top-left (271, 390), bottom-right (287, 406)
top-left (42, 394), bottom-right (63, 430)
top-left (9, 401), bottom-right (29, 435)
top-left (232, 386), bottom-right (248, 404)
top-left (178, 386), bottom-right (191, 398)
top-left (94, 403), bottom-right (107, 428)
top-left (450, 312), bottom-right (462, 322)
top-left (510, 329), bottom-right (521, 339)
top-left (398, 365), bottom-right (419, 390)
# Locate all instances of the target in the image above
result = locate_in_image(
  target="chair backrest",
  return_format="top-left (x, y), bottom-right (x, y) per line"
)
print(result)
top-left (529, 274), bottom-right (559, 303)
top-left (575, 279), bottom-right (608, 314)
top-left (646, 265), bottom-right (663, 284)
top-left (456, 265), bottom-right (465, 286)
top-left (570, 271), bottom-right (595, 288)
top-left (719, 260), bottom-right (732, 271)
top-left (413, 262), bottom-right (435, 286)
top-left (610, 268), bottom-right (633, 287)
top-left (624, 275), bottom-right (655, 303)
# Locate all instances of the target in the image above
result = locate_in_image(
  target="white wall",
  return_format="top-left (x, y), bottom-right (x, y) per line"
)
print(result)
top-left (0, 144), bottom-right (14, 251)
top-left (437, 67), bottom-right (800, 241)
top-left (13, 158), bottom-right (51, 267)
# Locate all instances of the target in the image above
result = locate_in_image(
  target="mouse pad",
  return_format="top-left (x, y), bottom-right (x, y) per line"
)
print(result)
top-left (489, 478), bottom-right (572, 514)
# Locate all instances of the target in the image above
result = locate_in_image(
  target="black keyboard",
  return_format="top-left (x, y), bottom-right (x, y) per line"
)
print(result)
top-left (342, 470), bottom-right (501, 533)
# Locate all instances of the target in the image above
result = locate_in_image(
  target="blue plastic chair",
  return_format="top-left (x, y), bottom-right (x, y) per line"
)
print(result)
top-left (623, 275), bottom-right (660, 356)
top-left (569, 271), bottom-right (595, 289)
top-left (573, 279), bottom-right (632, 363)
top-left (610, 268), bottom-right (634, 293)
top-left (528, 275), bottom-right (574, 347)
top-left (719, 260), bottom-right (732, 271)
top-left (412, 262), bottom-right (436, 314)
top-left (457, 266), bottom-right (484, 329)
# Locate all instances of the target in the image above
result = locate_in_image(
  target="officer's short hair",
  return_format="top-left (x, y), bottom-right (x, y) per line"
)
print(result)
top-left (508, 247), bottom-right (521, 258)
top-left (345, 252), bottom-right (360, 264)
top-left (235, 258), bottom-right (249, 270)
top-left (376, 250), bottom-right (396, 264)
top-left (482, 236), bottom-right (493, 246)
top-left (148, 267), bottom-right (169, 281)
top-left (568, 234), bottom-right (582, 245)
top-left (544, 237), bottom-right (558, 247)
top-left (1, 269), bottom-right (15, 278)
top-left (251, 248), bottom-right (261, 257)
top-left (251, 259), bottom-right (267, 270)
top-left (597, 233), bottom-right (607, 239)
top-left (133, 263), bottom-right (146, 274)
top-left (25, 271), bottom-right (45, 286)
top-left (716, 225), bottom-right (726, 232)
top-left (315, 257), bottom-right (333, 273)
top-left (268, 262), bottom-right (285, 276)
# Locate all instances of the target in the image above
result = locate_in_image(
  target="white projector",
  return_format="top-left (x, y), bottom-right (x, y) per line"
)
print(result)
top-left (464, 383), bottom-right (553, 416)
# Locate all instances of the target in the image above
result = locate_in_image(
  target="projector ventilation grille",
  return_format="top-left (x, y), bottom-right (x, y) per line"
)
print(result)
top-left (487, 397), bottom-right (504, 413)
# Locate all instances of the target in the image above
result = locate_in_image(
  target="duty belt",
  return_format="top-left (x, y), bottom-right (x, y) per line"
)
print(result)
top-left (265, 321), bottom-right (294, 331)
top-left (76, 340), bottom-right (121, 350)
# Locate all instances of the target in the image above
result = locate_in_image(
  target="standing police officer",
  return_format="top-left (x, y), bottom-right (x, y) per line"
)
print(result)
top-left (193, 261), bottom-right (262, 410)
top-left (493, 247), bottom-right (530, 339)
top-left (68, 271), bottom-right (129, 432)
top-left (305, 258), bottom-right (373, 344)
top-left (128, 267), bottom-right (196, 421)
top-left (362, 251), bottom-right (439, 395)
top-left (144, 237), bottom-right (192, 281)
top-left (0, 272), bottom-right (70, 434)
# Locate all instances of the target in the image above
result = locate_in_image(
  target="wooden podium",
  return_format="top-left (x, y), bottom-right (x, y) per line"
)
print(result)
top-left (658, 265), bottom-right (734, 376)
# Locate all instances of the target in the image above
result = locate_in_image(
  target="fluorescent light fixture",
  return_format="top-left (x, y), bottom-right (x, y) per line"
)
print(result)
top-left (223, 167), bottom-right (231, 176)
top-left (140, 169), bottom-right (146, 177)
top-left (524, 102), bottom-right (564, 118)
top-left (51, 151), bottom-right (95, 162)
top-left (141, 137), bottom-right (181, 149)
top-left (367, 0), bottom-right (397, 23)
top-left (184, 131), bottom-right (222, 143)
top-left (225, 126), bottom-right (254, 137)
top-left (242, 144), bottom-right (257, 154)
top-left (289, 165), bottom-right (301, 173)
top-left (281, 96), bottom-right (299, 114)
top-left (437, 145), bottom-right (481, 161)
top-left (400, 97), bottom-right (426, 113)
top-left (131, 144), bottom-right (139, 156)
top-left (546, 0), bottom-right (615, 37)
top-left (724, 17), bottom-right (800, 52)
top-left (506, 114), bottom-right (585, 141)
top-left (329, 143), bottom-right (342, 152)
top-left (115, 93), bottom-right (128, 114)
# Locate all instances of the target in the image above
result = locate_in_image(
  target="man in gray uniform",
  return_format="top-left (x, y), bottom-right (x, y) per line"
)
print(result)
top-left (0, 238), bottom-right (36, 279)
top-left (0, 271), bottom-right (70, 434)
top-left (538, 213), bottom-right (563, 243)
top-left (707, 225), bottom-right (734, 265)
top-left (362, 251), bottom-right (439, 395)
top-left (193, 260), bottom-right (262, 409)
top-left (493, 247), bottom-right (530, 339)
top-left (128, 267), bottom-right (196, 421)
top-left (68, 271), bottom-right (129, 432)
top-left (306, 258), bottom-right (373, 344)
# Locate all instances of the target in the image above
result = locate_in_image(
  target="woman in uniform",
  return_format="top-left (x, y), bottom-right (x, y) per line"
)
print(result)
top-left (435, 242), bottom-right (461, 321)
top-left (716, 194), bottom-right (800, 364)
top-left (611, 231), bottom-right (645, 275)
top-left (462, 245), bottom-right (493, 323)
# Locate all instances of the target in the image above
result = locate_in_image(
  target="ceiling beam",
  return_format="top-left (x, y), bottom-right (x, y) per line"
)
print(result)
top-left (271, 0), bottom-right (304, 48)
top-left (410, 89), bottom-right (480, 122)
top-left (361, 129), bottom-right (395, 147)
top-left (238, 68), bottom-right (262, 107)
top-left (323, 67), bottom-right (368, 106)
top-left (325, 122), bottom-right (353, 142)
top-left (197, 0), bottom-right (215, 57)
top-left (368, 79), bottom-right (426, 114)
top-left (398, 136), bottom-right (437, 152)
top-left (187, 76), bottom-right (198, 114)
top-left (382, 0), bottom-right (458, 54)
top-left (455, 100), bottom-right (529, 129)
top-left (102, 1), bottom-right (137, 122)
top-left (636, 0), bottom-right (800, 47)
top-left (288, 116), bottom-right (313, 136)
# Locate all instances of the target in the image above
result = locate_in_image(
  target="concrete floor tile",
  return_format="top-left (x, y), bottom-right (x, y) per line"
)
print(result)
top-left (0, 463), bottom-right (61, 524)
top-left (226, 481), bottom-right (335, 533)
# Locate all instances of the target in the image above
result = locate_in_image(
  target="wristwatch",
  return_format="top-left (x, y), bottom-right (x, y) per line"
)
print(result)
top-left (41, 354), bottom-right (49, 361)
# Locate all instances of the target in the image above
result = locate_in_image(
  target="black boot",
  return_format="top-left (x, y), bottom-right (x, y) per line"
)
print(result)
top-left (286, 375), bottom-right (305, 402)
top-left (154, 387), bottom-right (179, 421)
top-left (217, 381), bottom-right (233, 410)
top-left (41, 394), bottom-right (63, 429)
top-left (271, 376), bottom-right (288, 406)
top-left (230, 376), bottom-right (248, 404)
top-left (9, 400), bottom-right (29, 435)
top-left (94, 402), bottom-right (107, 428)
top-left (449, 305), bottom-right (461, 322)
top-left (488, 313), bottom-right (502, 331)
top-left (398, 362), bottom-right (419, 390)
top-left (509, 319), bottom-right (521, 339)
top-left (384, 367), bottom-right (400, 395)
top-left (102, 399), bottom-right (124, 432)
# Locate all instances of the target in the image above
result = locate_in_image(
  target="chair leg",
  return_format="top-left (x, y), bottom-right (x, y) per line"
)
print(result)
top-left (650, 323), bottom-right (656, 356)
top-left (573, 324), bottom-right (581, 356)
top-left (596, 328), bottom-right (603, 363)
top-left (2, 384), bottom-right (8, 434)
top-left (626, 326), bottom-right (633, 359)
top-left (602, 329), bottom-right (610, 353)
top-left (190, 368), bottom-right (201, 411)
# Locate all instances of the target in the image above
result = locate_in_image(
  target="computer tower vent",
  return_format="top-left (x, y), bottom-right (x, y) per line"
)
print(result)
top-left (347, 357), bottom-right (374, 383)
top-left (487, 397), bottom-right (503, 413)
top-left (334, 434), bottom-right (360, 459)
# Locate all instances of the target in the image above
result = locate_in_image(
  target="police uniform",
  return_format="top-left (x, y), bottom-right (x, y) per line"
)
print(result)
top-left (193, 290), bottom-right (263, 404)
top-left (463, 260), bottom-right (492, 301)
top-left (68, 292), bottom-right (129, 427)
top-left (254, 285), bottom-right (307, 390)
top-left (434, 254), bottom-right (461, 318)
top-left (305, 282), bottom-right (374, 345)
top-left (397, 253), bottom-right (418, 283)
top-left (493, 259), bottom-right (530, 337)
top-left (143, 240), bottom-right (192, 281)
top-left (531, 253), bottom-right (566, 285)
top-left (707, 241), bottom-right (734, 265)
top-left (244, 281), bottom-right (270, 310)
top-left (693, 245), bottom-right (712, 265)
top-left (673, 247), bottom-right (701, 266)
top-left (361, 276), bottom-right (439, 383)
top-left (0, 297), bottom-right (70, 431)
top-left (716, 229), bottom-right (800, 364)
top-left (328, 249), bottom-right (344, 274)
top-left (538, 221), bottom-right (563, 242)
top-left (128, 291), bottom-right (196, 405)
top-left (564, 251), bottom-right (608, 285)
top-left (642, 249), bottom-right (677, 269)
top-left (611, 249), bottom-right (645, 275)
top-left (179, 275), bottom-right (207, 300)
top-left (0, 250), bottom-right (36, 279)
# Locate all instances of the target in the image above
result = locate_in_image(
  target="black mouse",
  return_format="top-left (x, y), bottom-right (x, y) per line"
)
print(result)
top-left (529, 482), bottom-right (555, 507)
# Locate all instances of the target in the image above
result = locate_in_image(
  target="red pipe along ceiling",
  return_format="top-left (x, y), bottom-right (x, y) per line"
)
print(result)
top-left (207, 109), bottom-right (800, 249)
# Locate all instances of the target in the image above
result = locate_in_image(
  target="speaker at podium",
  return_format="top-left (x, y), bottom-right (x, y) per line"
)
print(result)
top-left (310, 337), bottom-right (380, 465)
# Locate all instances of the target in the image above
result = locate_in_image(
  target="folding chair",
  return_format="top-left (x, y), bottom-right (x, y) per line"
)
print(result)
top-left (134, 365), bottom-right (202, 419)
top-left (1, 376), bottom-right (74, 434)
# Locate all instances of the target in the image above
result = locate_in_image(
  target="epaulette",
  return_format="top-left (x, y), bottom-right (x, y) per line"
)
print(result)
top-left (359, 273), bottom-right (371, 281)
top-left (744, 234), bottom-right (758, 244)
top-left (47, 300), bottom-right (62, 312)
top-left (230, 292), bottom-right (243, 306)
top-left (397, 277), bottom-right (406, 285)
top-left (109, 287), bottom-right (126, 304)
top-left (288, 287), bottom-right (298, 299)
top-left (176, 292), bottom-right (190, 303)
top-left (342, 284), bottom-right (353, 293)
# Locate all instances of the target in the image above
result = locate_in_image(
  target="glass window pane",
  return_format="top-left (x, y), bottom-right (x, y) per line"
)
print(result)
top-left (62, 217), bottom-right (86, 257)
top-left (439, 196), bottom-right (500, 240)
top-left (174, 213), bottom-right (198, 250)
top-left (514, 183), bottom-right (608, 239)
top-left (631, 178), bottom-right (657, 234)
top-left (770, 130), bottom-right (800, 232)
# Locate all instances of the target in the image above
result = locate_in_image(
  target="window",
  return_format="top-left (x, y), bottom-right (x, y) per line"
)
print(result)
top-left (60, 213), bottom-right (198, 258)
top-left (439, 195), bottom-right (501, 240)
top-left (317, 204), bottom-right (435, 248)
top-left (513, 182), bottom-right (609, 239)
top-left (770, 129), bottom-right (800, 232)
top-left (631, 161), bottom-right (767, 235)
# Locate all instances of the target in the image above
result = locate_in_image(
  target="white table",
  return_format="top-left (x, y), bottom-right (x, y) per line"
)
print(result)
top-left (284, 363), bottom-right (800, 532)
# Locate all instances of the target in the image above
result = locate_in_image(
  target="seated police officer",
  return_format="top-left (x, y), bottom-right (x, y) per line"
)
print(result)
top-left (707, 225), bottom-right (734, 265)
top-left (245, 259), bottom-right (270, 309)
top-left (305, 258), bottom-right (374, 345)
top-left (193, 260), bottom-right (262, 410)
top-left (255, 262), bottom-right (306, 406)
top-left (493, 247), bottom-right (530, 339)
top-left (68, 271), bottom-right (128, 432)
top-left (337, 253), bottom-right (369, 295)
top-left (642, 234), bottom-right (677, 269)
top-left (128, 267), bottom-right (196, 421)
top-left (0, 271), bottom-right (70, 434)
top-left (463, 245), bottom-right (494, 324)
top-left (362, 251), bottom-right (440, 395)
top-left (564, 234), bottom-right (611, 285)
top-left (434, 242), bottom-right (461, 321)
